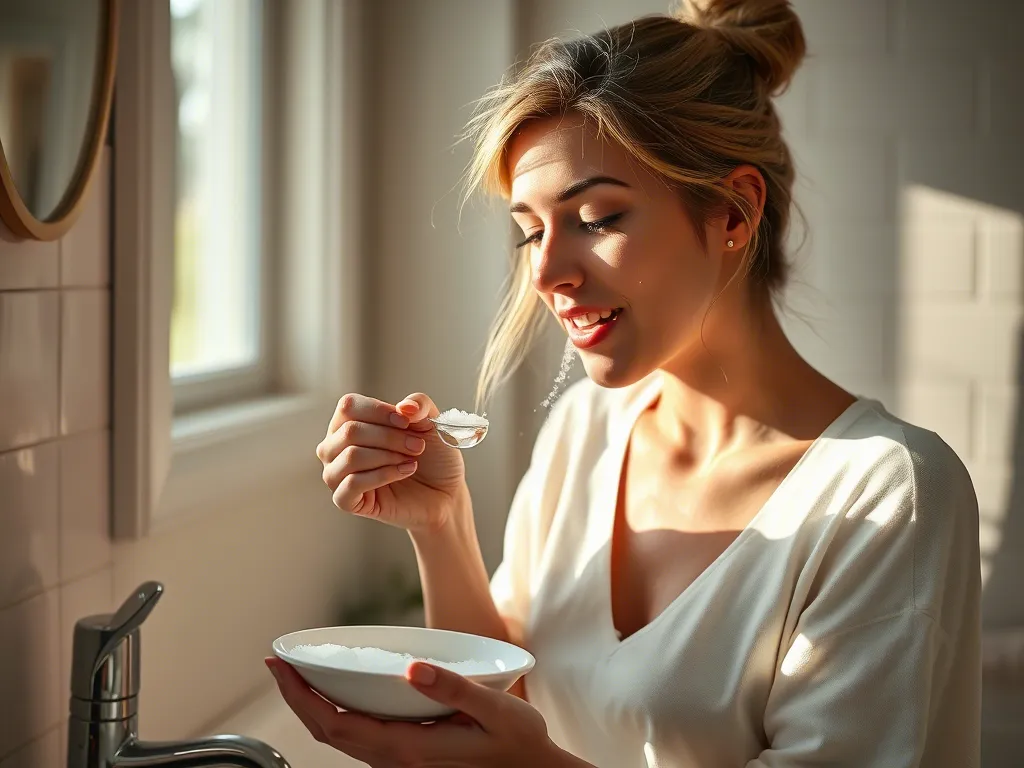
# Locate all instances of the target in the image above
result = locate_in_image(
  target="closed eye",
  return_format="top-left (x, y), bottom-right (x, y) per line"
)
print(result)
top-left (515, 213), bottom-right (625, 250)
top-left (515, 230), bottom-right (543, 250)
top-left (582, 212), bottom-right (624, 234)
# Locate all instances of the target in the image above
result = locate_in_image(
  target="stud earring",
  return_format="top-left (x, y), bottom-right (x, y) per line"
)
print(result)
top-left (726, 239), bottom-right (735, 248)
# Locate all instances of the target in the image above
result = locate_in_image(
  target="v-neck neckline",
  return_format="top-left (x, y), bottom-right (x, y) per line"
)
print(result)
top-left (598, 378), bottom-right (870, 650)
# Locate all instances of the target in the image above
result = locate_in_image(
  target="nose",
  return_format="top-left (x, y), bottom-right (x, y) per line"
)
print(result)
top-left (530, 228), bottom-right (584, 294)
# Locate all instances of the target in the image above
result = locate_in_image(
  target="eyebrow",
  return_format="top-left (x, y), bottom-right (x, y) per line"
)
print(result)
top-left (509, 175), bottom-right (632, 214)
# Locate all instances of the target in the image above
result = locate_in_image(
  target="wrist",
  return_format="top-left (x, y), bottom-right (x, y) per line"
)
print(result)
top-left (408, 490), bottom-right (473, 548)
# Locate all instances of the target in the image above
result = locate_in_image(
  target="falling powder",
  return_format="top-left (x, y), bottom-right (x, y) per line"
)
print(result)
top-left (540, 339), bottom-right (577, 409)
top-left (289, 643), bottom-right (504, 676)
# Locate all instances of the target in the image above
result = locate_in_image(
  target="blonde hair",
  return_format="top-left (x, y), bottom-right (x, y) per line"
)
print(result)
top-left (463, 0), bottom-right (807, 409)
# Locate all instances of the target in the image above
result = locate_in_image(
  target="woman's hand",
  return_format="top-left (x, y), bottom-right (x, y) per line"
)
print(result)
top-left (266, 656), bottom-right (571, 768)
top-left (316, 392), bottom-right (467, 531)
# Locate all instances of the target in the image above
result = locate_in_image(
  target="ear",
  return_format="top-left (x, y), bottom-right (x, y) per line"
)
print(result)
top-left (720, 164), bottom-right (767, 253)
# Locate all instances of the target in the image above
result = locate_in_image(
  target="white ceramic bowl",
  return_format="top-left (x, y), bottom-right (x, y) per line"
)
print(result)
top-left (272, 625), bottom-right (535, 721)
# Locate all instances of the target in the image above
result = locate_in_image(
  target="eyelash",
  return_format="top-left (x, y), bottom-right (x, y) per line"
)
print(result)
top-left (515, 212), bottom-right (625, 250)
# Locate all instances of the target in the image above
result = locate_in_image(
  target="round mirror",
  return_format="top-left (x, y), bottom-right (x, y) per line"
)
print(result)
top-left (0, 0), bottom-right (118, 241)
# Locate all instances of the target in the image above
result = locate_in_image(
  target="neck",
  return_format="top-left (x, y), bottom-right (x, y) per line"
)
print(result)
top-left (652, 296), bottom-right (851, 465)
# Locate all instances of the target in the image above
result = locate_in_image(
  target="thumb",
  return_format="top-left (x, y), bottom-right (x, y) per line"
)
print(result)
top-left (396, 393), bottom-right (441, 428)
top-left (406, 663), bottom-right (501, 727)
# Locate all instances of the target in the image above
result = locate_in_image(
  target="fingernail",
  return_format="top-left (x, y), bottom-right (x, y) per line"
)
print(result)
top-left (405, 436), bottom-right (425, 452)
top-left (397, 399), bottom-right (418, 413)
top-left (390, 413), bottom-right (409, 428)
top-left (398, 461), bottom-right (417, 474)
top-left (409, 663), bottom-right (436, 685)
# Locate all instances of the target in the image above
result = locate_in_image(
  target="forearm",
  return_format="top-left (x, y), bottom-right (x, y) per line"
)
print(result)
top-left (408, 493), bottom-right (510, 643)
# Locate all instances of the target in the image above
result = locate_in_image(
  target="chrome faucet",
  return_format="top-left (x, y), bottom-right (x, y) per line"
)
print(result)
top-left (68, 581), bottom-right (291, 768)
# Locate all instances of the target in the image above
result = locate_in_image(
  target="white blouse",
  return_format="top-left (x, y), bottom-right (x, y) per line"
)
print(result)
top-left (490, 376), bottom-right (981, 767)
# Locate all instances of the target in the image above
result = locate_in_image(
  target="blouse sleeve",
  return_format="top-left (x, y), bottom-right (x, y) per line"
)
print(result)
top-left (489, 461), bottom-right (540, 631)
top-left (746, 434), bottom-right (982, 768)
top-left (489, 406), bottom-right (568, 634)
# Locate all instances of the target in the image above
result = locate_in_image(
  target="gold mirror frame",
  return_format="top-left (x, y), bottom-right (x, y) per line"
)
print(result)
top-left (0, 0), bottom-right (119, 241)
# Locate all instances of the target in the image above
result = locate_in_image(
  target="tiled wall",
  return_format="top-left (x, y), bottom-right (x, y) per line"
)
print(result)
top-left (0, 147), bottom-right (367, 765)
top-left (0, 150), bottom-right (113, 767)
top-left (774, 0), bottom-right (1024, 632)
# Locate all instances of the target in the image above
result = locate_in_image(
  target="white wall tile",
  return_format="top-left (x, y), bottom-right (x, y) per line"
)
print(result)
top-left (798, 220), bottom-right (897, 299)
top-left (977, 3), bottom-right (1024, 55)
top-left (896, 56), bottom-right (978, 140)
top-left (791, 0), bottom-right (891, 52)
top-left (0, 444), bottom-right (59, 610)
top-left (59, 568), bottom-right (114, 705)
top-left (898, 140), bottom-right (1024, 219)
top-left (977, 386), bottom-right (1018, 462)
top-left (895, 379), bottom-right (973, 460)
top-left (793, 139), bottom-right (894, 224)
top-left (899, 214), bottom-right (976, 298)
top-left (895, 0), bottom-right (987, 53)
top-left (0, 590), bottom-right (61, 758)
top-left (59, 431), bottom-right (111, 582)
top-left (978, 211), bottom-right (1024, 302)
top-left (897, 305), bottom-right (1022, 383)
top-left (967, 463), bottom-right (1013, 526)
top-left (775, 60), bottom-right (815, 138)
top-left (60, 290), bottom-right (110, 436)
top-left (783, 298), bottom-right (891, 382)
top-left (61, 150), bottom-right (110, 288)
top-left (0, 292), bottom-right (59, 452)
top-left (0, 224), bottom-right (58, 291)
top-left (988, 57), bottom-right (1024, 139)
top-left (815, 55), bottom-right (896, 137)
top-left (0, 727), bottom-right (60, 768)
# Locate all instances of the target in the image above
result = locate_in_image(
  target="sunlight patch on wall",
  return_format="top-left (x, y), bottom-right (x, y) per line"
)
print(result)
top-left (896, 184), bottom-right (1024, 588)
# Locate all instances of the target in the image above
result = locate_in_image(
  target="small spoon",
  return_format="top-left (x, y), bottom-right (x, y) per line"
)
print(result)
top-left (430, 415), bottom-right (489, 449)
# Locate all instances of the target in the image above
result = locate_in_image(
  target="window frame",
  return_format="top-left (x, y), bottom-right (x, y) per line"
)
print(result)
top-left (169, 0), bottom-right (275, 414)
top-left (111, 0), bottom-right (364, 539)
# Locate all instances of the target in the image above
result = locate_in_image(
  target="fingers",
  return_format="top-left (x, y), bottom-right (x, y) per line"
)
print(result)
top-left (395, 392), bottom-right (441, 431)
top-left (406, 663), bottom-right (502, 730)
top-left (327, 393), bottom-right (409, 438)
top-left (267, 657), bottom-right (467, 764)
top-left (265, 658), bottom-right (330, 744)
top-left (317, 421), bottom-right (425, 464)
top-left (322, 446), bottom-right (416, 490)
top-left (333, 463), bottom-right (417, 514)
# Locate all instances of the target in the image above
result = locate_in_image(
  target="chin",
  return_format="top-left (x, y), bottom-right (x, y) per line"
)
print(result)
top-left (578, 352), bottom-right (653, 390)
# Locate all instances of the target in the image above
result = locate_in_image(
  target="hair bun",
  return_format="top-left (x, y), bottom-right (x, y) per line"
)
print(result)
top-left (676, 0), bottom-right (807, 95)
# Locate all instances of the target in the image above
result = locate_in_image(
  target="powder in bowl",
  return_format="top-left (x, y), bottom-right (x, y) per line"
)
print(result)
top-left (289, 643), bottom-right (506, 676)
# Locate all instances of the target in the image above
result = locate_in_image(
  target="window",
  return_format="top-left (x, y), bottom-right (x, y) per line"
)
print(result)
top-left (112, 0), bottom-right (356, 537)
top-left (169, 0), bottom-right (268, 411)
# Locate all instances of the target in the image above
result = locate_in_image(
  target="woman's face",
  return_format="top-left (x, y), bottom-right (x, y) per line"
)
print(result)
top-left (507, 115), bottom-right (742, 389)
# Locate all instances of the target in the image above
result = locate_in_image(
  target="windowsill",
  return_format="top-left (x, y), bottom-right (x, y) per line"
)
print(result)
top-left (152, 393), bottom-right (330, 533)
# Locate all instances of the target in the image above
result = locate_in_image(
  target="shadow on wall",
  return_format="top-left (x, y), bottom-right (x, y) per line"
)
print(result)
top-left (895, 151), bottom-right (1024, 766)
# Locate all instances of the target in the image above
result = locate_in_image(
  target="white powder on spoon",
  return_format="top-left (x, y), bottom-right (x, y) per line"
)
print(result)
top-left (436, 408), bottom-right (488, 427)
top-left (435, 408), bottom-right (489, 439)
top-left (289, 643), bottom-right (504, 676)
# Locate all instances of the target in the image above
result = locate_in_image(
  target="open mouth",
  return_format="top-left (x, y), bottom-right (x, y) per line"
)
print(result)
top-left (567, 308), bottom-right (622, 331)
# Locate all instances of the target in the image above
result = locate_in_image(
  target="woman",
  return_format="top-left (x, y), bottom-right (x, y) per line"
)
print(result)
top-left (267, 1), bottom-right (981, 765)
